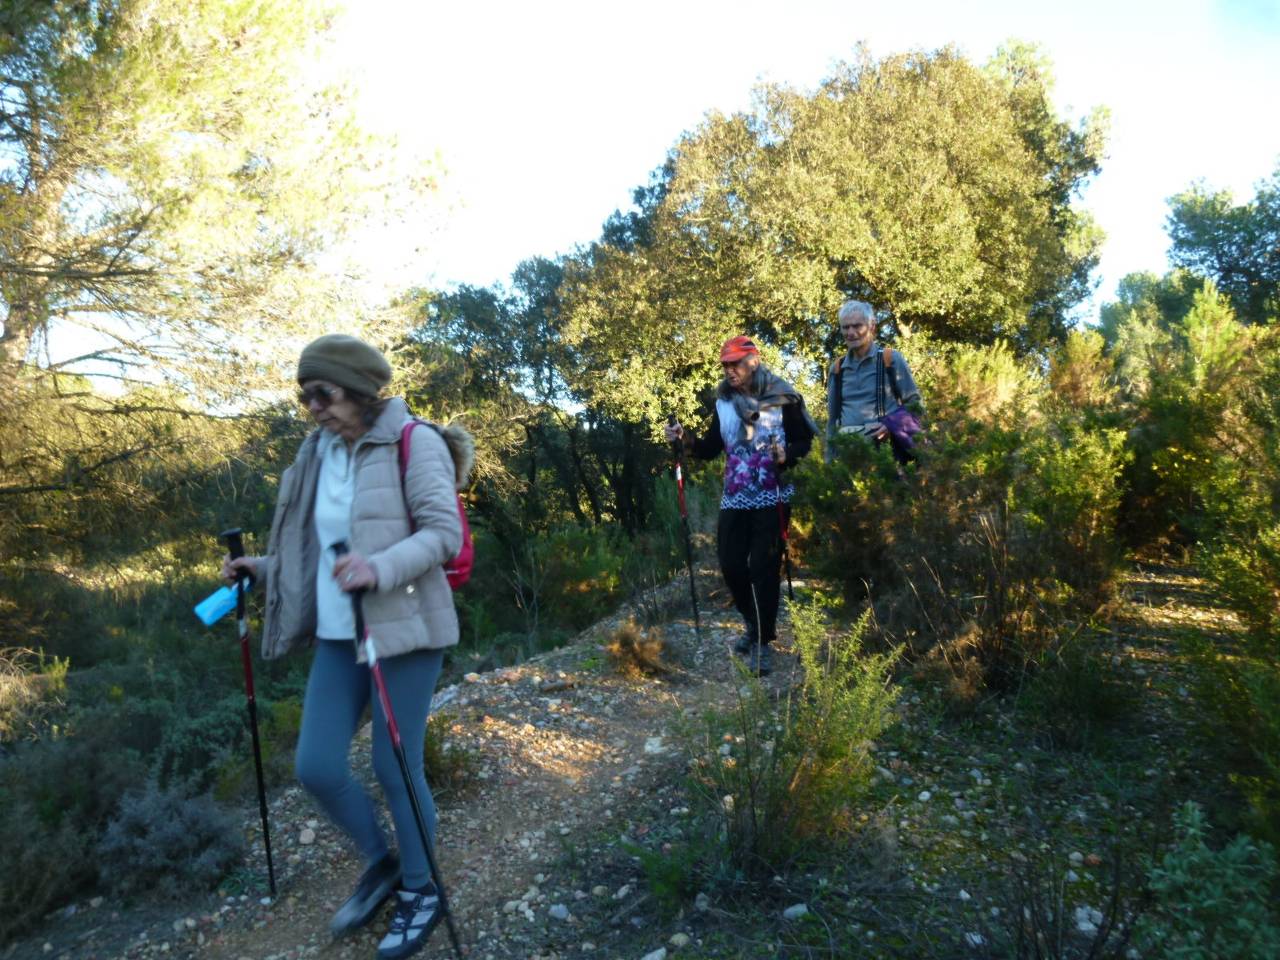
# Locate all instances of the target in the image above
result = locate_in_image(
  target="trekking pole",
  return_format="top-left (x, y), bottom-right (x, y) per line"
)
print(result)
top-left (667, 414), bottom-right (702, 637)
top-left (220, 528), bottom-right (277, 897)
top-left (331, 541), bottom-right (464, 960)
top-left (769, 444), bottom-right (795, 602)
top-left (775, 496), bottom-right (794, 602)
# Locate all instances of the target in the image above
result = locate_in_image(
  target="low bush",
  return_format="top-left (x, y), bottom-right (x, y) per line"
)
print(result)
top-left (993, 845), bottom-right (1141, 959)
top-left (1201, 525), bottom-right (1280, 645)
top-left (1017, 633), bottom-right (1135, 751)
top-left (1187, 639), bottom-right (1280, 846)
top-left (795, 338), bottom-right (1129, 698)
top-left (211, 696), bottom-right (305, 802)
top-left (624, 836), bottom-right (708, 919)
top-left (605, 619), bottom-right (672, 678)
top-left (680, 598), bottom-right (898, 883)
top-left (423, 710), bottom-right (477, 794)
top-left (97, 781), bottom-right (243, 898)
top-left (1133, 802), bottom-right (1280, 959)
top-left (0, 728), bottom-right (147, 938)
top-left (0, 799), bottom-right (95, 943)
top-left (0, 618), bottom-right (306, 935)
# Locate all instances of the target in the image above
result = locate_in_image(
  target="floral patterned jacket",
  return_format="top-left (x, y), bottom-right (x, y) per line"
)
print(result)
top-left (687, 398), bottom-right (815, 509)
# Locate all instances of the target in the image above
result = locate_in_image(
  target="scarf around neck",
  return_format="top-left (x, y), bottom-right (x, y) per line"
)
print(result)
top-left (716, 364), bottom-right (818, 447)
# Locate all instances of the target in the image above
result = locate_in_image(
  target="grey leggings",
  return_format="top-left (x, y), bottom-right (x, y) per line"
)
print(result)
top-left (295, 639), bottom-right (444, 888)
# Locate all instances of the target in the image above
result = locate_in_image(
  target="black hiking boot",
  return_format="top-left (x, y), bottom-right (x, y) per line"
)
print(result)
top-left (747, 642), bottom-right (773, 677)
top-left (331, 852), bottom-right (400, 936)
top-left (732, 631), bottom-right (757, 656)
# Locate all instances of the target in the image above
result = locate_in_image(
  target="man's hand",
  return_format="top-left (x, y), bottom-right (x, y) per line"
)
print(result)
top-left (771, 439), bottom-right (787, 465)
top-left (663, 420), bottom-right (683, 444)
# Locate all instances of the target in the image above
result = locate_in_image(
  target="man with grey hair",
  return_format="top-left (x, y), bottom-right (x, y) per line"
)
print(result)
top-left (825, 300), bottom-right (923, 462)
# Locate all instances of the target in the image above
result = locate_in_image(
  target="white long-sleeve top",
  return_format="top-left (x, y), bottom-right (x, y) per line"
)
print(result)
top-left (313, 430), bottom-right (356, 641)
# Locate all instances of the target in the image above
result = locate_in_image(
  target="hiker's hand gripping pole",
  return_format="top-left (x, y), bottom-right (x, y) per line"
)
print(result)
top-left (667, 415), bottom-right (702, 637)
top-left (220, 528), bottom-right (276, 896)
top-left (330, 541), bottom-right (464, 960)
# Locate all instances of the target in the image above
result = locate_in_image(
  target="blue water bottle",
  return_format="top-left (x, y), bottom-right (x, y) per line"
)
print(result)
top-left (194, 578), bottom-right (254, 626)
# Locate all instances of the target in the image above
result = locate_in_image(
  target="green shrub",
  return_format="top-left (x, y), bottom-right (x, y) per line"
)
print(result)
top-left (423, 710), bottom-right (476, 794)
top-left (534, 525), bottom-right (629, 630)
top-left (1187, 641), bottom-right (1280, 846)
top-left (1201, 522), bottom-right (1280, 645)
top-left (0, 728), bottom-right (148, 938)
top-left (0, 798), bottom-right (95, 943)
top-left (624, 837), bottom-right (707, 919)
top-left (1018, 633), bottom-right (1135, 751)
top-left (211, 696), bottom-right (304, 802)
top-left (0, 643), bottom-right (304, 932)
top-left (1134, 802), bottom-right (1280, 959)
top-left (1110, 280), bottom-right (1256, 548)
top-left (1, 727), bottom-right (148, 834)
top-left (681, 598), bottom-right (899, 882)
top-left (97, 781), bottom-right (243, 897)
top-left (796, 347), bottom-right (1128, 697)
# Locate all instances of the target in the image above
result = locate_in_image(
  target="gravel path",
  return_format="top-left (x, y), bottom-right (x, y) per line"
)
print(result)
top-left (11, 574), bottom-right (779, 960)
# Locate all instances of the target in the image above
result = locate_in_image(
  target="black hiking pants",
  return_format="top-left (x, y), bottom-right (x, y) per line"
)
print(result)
top-left (717, 504), bottom-right (788, 646)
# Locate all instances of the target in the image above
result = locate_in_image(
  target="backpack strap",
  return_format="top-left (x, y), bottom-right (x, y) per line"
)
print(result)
top-left (398, 420), bottom-right (426, 533)
top-left (829, 354), bottom-right (845, 423)
top-left (882, 346), bottom-right (903, 405)
top-left (875, 346), bottom-right (885, 418)
top-left (398, 418), bottom-right (458, 525)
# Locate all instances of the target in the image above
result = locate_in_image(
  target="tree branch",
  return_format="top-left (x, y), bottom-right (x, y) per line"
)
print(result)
top-left (0, 261), bottom-right (155, 281)
top-left (0, 443), bottom-right (162, 497)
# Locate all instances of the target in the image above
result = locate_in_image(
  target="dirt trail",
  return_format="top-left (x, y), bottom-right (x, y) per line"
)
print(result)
top-left (12, 576), bottom-right (765, 960)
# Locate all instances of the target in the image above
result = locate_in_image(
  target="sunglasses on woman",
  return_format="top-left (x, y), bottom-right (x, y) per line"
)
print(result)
top-left (297, 384), bottom-right (342, 408)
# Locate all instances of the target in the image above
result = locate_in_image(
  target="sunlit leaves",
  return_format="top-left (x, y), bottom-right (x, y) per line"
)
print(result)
top-left (559, 44), bottom-right (1105, 427)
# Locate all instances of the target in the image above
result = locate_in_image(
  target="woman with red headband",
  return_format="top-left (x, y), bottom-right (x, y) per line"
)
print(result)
top-left (665, 336), bottom-right (817, 675)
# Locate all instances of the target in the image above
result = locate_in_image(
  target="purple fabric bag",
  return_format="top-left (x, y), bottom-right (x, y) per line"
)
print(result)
top-left (880, 406), bottom-right (923, 463)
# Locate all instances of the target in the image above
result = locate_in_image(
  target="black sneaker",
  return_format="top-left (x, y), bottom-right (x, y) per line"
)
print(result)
top-left (330, 852), bottom-right (400, 936)
top-left (732, 631), bottom-right (757, 656)
top-left (377, 887), bottom-right (442, 960)
top-left (747, 642), bottom-right (773, 677)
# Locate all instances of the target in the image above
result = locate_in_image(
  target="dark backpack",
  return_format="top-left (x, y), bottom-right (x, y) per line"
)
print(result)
top-left (397, 420), bottom-right (474, 589)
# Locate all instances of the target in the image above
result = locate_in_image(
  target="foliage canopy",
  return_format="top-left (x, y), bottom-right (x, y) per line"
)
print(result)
top-left (558, 43), bottom-right (1106, 426)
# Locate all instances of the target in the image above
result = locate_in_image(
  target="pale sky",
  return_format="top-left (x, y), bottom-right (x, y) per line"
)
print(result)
top-left (337, 0), bottom-right (1280, 320)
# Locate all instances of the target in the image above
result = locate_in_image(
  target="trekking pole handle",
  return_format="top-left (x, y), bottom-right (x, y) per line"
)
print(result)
top-left (221, 528), bottom-right (245, 559)
top-left (667, 414), bottom-right (684, 465)
top-left (331, 540), bottom-right (376, 662)
top-left (221, 528), bottom-right (248, 580)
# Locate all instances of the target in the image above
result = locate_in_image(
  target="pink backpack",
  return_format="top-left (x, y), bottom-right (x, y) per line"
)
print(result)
top-left (398, 420), bottom-right (474, 589)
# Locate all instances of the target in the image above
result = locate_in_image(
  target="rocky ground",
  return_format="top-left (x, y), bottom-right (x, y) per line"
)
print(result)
top-left (4, 563), bottom-right (1245, 960)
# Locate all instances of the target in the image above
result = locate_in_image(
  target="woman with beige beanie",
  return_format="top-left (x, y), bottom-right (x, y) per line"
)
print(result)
top-left (223, 334), bottom-right (474, 959)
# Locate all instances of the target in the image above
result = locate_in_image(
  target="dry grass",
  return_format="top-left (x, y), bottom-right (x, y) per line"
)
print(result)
top-left (0, 646), bottom-right (68, 743)
top-left (605, 619), bottom-right (672, 678)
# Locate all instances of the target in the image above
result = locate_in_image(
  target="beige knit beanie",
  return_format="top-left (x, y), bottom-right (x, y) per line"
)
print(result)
top-left (296, 334), bottom-right (392, 397)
